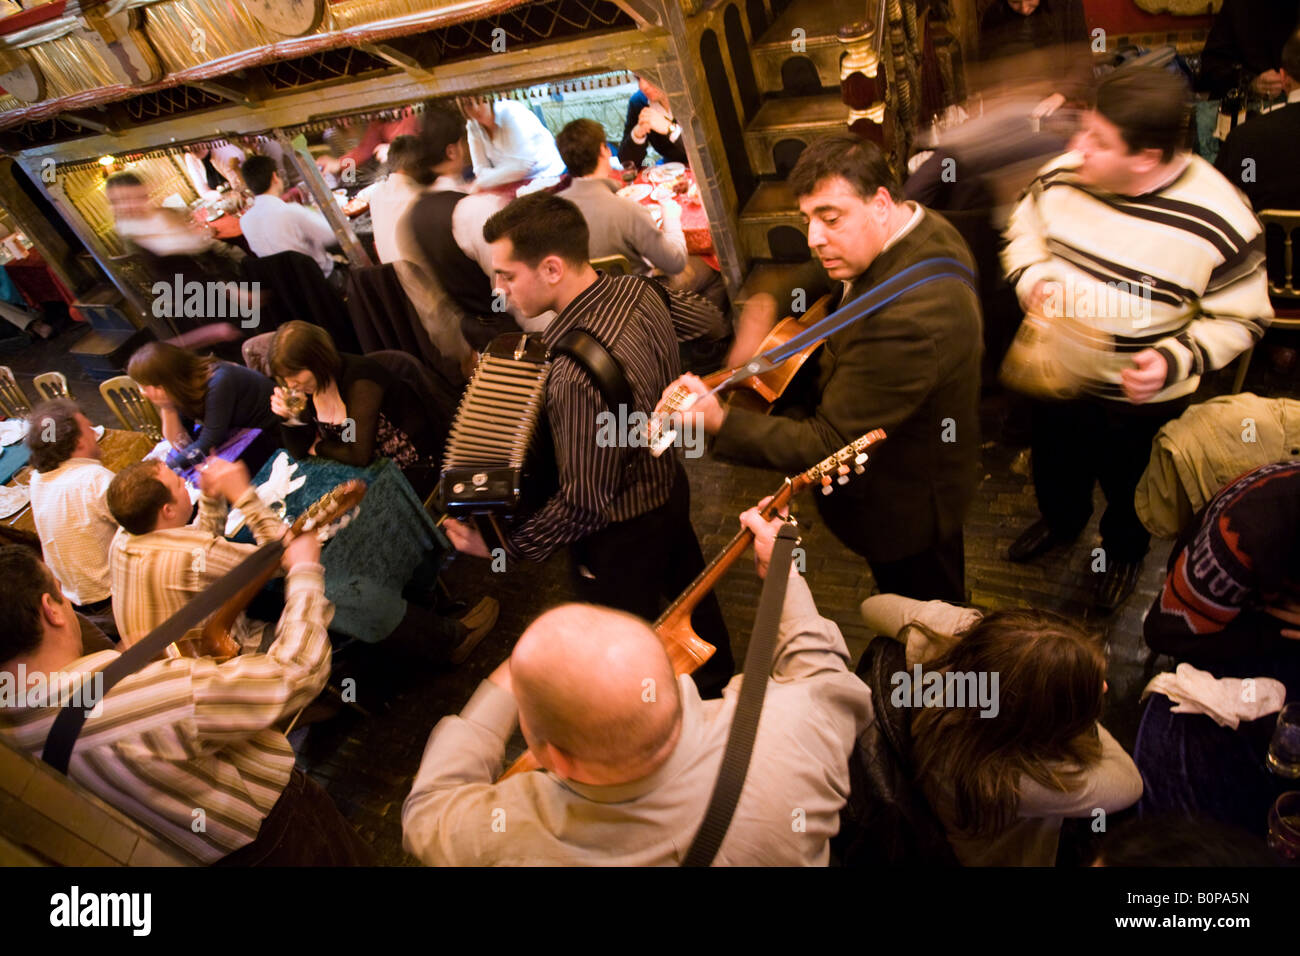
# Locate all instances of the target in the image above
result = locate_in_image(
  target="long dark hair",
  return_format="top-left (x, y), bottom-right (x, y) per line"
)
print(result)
top-left (127, 342), bottom-right (215, 420)
top-left (911, 608), bottom-right (1107, 836)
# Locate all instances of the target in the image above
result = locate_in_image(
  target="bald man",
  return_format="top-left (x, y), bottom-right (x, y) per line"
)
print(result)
top-left (402, 509), bottom-right (873, 866)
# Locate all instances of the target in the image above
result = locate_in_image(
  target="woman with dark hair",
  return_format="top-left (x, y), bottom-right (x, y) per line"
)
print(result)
top-left (267, 321), bottom-right (442, 495)
top-left (862, 597), bottom-right (1143, 865)
top-left (128, 341), bottom-right (279, 472)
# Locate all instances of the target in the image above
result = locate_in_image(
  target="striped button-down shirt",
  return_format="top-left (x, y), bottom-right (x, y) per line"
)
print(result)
top-left (0, 564), bottom-right (332, 863)
top-left (29, 458), bottom-right (117, 606)
top-left (110, 489), bottom-right (286, 651)
top-left (506, 273), bottom-right (721, 562)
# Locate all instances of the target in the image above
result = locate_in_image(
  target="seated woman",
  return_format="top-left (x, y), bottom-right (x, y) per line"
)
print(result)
top-left (128, 341), bottom-right (280, 472)
top-left (862, 597), bottom-right (1143, 866)
top-left (267, 321), bottom-right (442, 496)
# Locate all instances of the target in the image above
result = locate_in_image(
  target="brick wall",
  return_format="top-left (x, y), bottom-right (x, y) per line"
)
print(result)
top-left (0, 740), bottom-right (193, 867)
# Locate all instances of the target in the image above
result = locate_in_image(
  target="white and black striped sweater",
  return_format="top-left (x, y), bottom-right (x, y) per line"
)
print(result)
top-left (1002, 151), bottom-right (1273, 403)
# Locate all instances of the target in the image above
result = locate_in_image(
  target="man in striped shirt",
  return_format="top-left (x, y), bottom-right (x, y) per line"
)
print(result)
top-left (107, 458), bottom-right (285, 654)
top-left (1002, 66), bottom-right (1273, 612)
top-left (0, 539), bottom-right (372, 864)
top-left (442, 192), bottom-right (734, 694)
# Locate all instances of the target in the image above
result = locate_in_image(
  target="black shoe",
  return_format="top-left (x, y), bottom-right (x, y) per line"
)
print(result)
top-left (1007, 519), bottom-right (1076, 563)
top-left (1094, 559), bottom-right (1141, 613)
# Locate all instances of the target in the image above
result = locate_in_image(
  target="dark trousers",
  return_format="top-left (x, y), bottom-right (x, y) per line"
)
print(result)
top-left (74, 598), bottom-right (118, 644)
top-left (569, 463), bottom-right (734, 697)
top-left (871, 531), bottom-right (966, 603)
top-left (216, 769), bottom-right (375, 866)
top-left (1031, 396), bottom-right (1189, 562)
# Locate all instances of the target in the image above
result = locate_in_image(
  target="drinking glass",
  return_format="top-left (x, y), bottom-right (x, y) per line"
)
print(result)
top-left (1267, 703), bottom-right (1300, 779)
top-left (1267, 791), bottom-right (1300, 861)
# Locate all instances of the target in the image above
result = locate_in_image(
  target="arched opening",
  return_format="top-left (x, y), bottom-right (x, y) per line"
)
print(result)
top-left (745, 0), bottom-right (768, 45)
top-left (781, 55), bottom-right (822, 95)
top-left (700, 28), bottom-right (755, 207)
top-left (768, 224), bottom-right (810, 261)
top-left (772, 138), bottom-right (807, 178)
top-left (724, 4), bottom-right (761, 123)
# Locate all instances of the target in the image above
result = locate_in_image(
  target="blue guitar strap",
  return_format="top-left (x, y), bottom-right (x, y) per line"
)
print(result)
top-left (713, 256), bottom-right (975, 390)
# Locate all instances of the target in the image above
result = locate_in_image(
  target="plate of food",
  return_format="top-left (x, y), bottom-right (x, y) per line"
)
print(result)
top-left (343, 198), bottom-right (369, 216)
top-left (646, 166), bottom-right (677, 184)
top-left (650, 184), bottom-right (676, 203)
top-left (660, 162), bottom-right (686, 177)
top-left (617, 183), bottom-right (652, 202)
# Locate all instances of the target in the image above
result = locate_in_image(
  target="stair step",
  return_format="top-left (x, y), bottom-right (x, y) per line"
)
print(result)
top-left (736, 260), bottom-right (834, 318)
top-left (745, 94), bottom-right (845, 175)
top-left (738, 181), bottom-right (809, 262)
top-left (72, 284), bottom-right (135, 332)
top-left (753, 0), bottom-right (848, 95)
top-left (69, 327), bottom-right (155, 382)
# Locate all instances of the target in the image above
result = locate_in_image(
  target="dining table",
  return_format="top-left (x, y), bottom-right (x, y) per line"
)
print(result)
top-left (230, 452), bottom-right (443, 645)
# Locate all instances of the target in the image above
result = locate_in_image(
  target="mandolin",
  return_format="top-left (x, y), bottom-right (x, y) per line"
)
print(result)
top-left (498, 426), bottom-right (887, 780)
top-left (649, 294), bottom-right (833, 456)
top-left (184, 480), bottom-right (367, 661)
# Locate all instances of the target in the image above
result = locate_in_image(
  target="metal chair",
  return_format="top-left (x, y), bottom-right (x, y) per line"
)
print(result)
top-left (590, 254), bottom-right (638, 277)
top-left (0, 366), bottom-right (32, 418)
top-left (98, 376), bottom-right (163, 441)
top-left (32, 370), bottom-right (70, 401)
top-left (1232, 209), bottom-right (1300, 393)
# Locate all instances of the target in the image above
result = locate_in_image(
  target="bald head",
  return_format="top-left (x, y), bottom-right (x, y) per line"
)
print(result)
top-left (511, 604), bottom-right (681, 782)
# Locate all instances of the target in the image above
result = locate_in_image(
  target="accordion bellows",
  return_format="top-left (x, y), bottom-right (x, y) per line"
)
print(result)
top-left (441, 334), bottom-right (552, 515)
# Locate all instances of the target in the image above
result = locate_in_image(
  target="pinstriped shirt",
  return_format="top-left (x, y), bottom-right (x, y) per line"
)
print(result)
top-left (1002, 151), bottom-right (1273, 403)
top-left (110, 489), bottom-right (286, 652)
top-left (506, 272), bottom-right (721, 562)
top-left (0, 565), bottom-right (333, 863)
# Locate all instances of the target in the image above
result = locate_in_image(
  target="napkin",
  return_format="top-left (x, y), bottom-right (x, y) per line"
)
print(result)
top-left (0, 482), bottom-right (29, 519)
top-left (0, 419), bottom-right (28, 447)
top-left (224, 452), bottom-right (304, 536)
top-left (1141, 662), bottom-right (1287, 729)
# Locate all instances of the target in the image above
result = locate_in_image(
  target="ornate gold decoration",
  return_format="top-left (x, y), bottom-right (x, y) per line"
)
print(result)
top-left (242, 0), bottom-right (326, 37)
top-left (0, 50), bottom-right (45, 103)
top-left (1134, 0), bottom-right (1223, 14)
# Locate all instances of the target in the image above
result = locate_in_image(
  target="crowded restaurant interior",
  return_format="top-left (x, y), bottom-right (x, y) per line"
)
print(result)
top-left (1, 0), bottom-right (1300, 879)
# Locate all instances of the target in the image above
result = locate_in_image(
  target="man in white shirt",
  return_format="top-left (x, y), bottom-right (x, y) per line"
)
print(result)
top-left (403, 506), bottom-right (872, 865)
top-left (239, 155), bottom-right (341, 281)
top-left (24, 400), bottom-right (118, 637)
top-left (461, 97), bottom-right (566, 191)
top-left (369, 136), bottom-right (432, 265)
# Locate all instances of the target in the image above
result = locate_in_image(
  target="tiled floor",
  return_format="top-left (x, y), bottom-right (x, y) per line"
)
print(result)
top-left (5, 324), bottom-right (1297, 866)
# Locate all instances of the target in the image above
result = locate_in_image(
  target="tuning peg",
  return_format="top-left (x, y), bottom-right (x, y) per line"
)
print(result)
top-left (820, 474), bottom-right (833, 495)
top-left (853, 463), bottom-right (865, 474)
top-left (855, 452), bottom-right (868, 465)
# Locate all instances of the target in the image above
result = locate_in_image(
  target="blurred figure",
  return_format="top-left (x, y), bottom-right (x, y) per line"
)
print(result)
top-left (183, 143), bottom-right (245, 201)
top-left (619, 74), bottom-right (688, 167)
top-left (1197, 0), bottom-right (1300, 99)
top-left (1216, 28), bottom-right (1300, 212)
top-left (316, 114), bottom-right (420, 181)
top-left (369, 135), bottom-right (433, 265)
top-left (862, 597), bottom-right (1142, 866)
top-left (127, 341), bottom-right (280, 473)
top-left (976, 0), bottom-right (1091, 117)
top-left (1002, 68), bottom-right (1272, 613)
top-left (460, 96), bottom-right (565, 190)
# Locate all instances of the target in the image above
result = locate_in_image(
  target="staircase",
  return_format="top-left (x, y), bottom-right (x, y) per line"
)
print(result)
top-left (733, 0), bottom-right (851, 311)
top-left (67, 284), bottom-right (154, 382)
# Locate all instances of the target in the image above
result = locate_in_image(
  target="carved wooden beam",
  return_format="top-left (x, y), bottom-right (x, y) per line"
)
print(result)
top-left (358, 42), bottom-right (435, 82)
top-left (190, 80), bottom-right (262, 110)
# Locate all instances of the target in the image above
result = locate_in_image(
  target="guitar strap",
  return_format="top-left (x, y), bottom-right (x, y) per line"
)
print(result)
top-left (713, 256), bottom-right (975, 390)
top-left (682, 522), bottom-right (801, 866)
top-left (41, 538), bottom-right (285, 775)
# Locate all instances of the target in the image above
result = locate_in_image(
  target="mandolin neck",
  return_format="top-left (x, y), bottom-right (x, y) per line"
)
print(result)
top-left (653, 480), bottom-right (793, 631)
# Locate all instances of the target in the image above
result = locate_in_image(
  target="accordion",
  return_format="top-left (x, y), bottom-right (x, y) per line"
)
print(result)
top-left (441, 333), bottom-right (554, 516)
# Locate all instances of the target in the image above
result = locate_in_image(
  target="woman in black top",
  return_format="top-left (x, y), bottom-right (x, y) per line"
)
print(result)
top-left (267, 321), bottom-right (441, 493)
top-left (128, 341), bottom-right (279, 471)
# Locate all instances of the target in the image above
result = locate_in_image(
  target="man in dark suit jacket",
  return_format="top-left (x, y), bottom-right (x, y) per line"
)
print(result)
top-left (666, 134), bottom-right (982, 602)
top-left (1216, 28), bottom-right (1300, 213)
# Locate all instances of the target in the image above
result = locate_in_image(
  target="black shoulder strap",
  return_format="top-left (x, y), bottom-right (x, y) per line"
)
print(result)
top-left (41, 539), bottom-right (284, 775)
top-left (550, 328), bottom-right (634, 412)
top-left (683, 523), bottom-right (801, 866)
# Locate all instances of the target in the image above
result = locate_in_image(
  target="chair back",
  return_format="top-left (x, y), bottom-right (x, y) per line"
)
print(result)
top-left (241, 331), bottom-right (276, 377)
top-left (591, 254), bottom-right (638, 277)
top-left (1259, 209), bottom-right (1300, 317)
top-left (0, 366), bottom-right (32, 418)
top-left (33, 371), bottom-right (70, 402)
top-left (98, 376), bottom-right (163, 441)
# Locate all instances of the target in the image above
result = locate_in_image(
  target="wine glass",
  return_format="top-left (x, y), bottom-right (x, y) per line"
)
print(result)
top-left (1267, 791), bottom-right (1300, 861)
top-left (1267, 703), bottom-right (1300, 779)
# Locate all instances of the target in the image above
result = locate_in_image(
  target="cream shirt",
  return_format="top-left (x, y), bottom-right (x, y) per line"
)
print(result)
top-left (30, 458), bottom-right (117, 605)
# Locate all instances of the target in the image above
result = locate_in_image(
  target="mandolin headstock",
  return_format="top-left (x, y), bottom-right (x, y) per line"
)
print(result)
top-left (790, 428), bottom-right (887, 497)
top-left (290, 479), bottom-right (367, 543)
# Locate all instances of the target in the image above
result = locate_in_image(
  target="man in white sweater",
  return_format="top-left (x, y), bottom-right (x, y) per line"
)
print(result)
top-left (1001, 66), bottom-right (1273, 612)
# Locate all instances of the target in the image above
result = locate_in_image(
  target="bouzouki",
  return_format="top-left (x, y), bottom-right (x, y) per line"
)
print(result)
top-left (497, 427), bottom-right (887, 780)
top-left (187, 480), bottom-right (367, 661)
